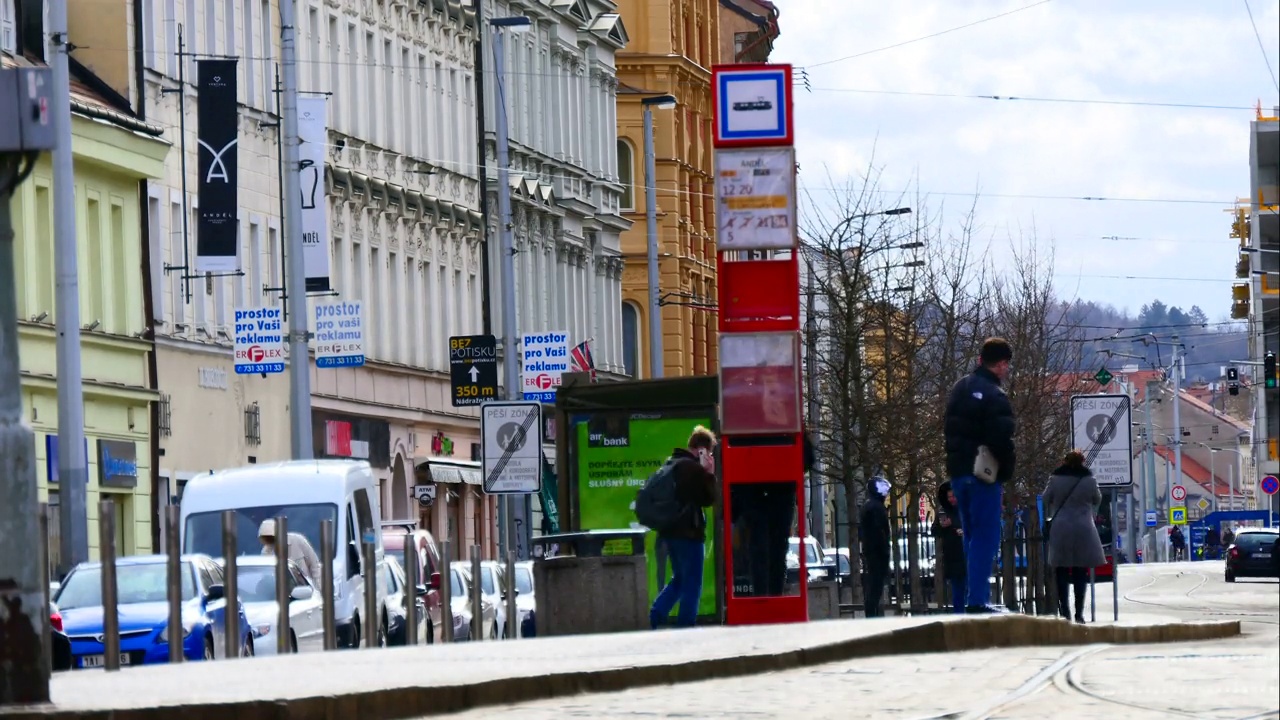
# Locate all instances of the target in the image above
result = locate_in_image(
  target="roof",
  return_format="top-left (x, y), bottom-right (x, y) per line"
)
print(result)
top-left (1, 51), bottom-right (164, 137)
top-left (1153, 446), bottom-right (1237, 497)
top-left (1178, 391), bottom-right (1251, 433)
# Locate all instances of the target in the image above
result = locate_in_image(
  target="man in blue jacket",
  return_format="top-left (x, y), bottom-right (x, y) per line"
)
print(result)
top-left (944, 337), bottom-right (1016, 613)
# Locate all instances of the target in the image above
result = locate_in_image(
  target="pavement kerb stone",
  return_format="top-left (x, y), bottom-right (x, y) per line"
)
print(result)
top-left (0, 617), bottom-right (1240, 720)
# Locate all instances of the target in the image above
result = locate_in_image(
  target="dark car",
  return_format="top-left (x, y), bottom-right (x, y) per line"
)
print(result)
top-left (50, 602), bottom-right (72, 672)
top-left (1225, 529), bottom-right (1280, 582)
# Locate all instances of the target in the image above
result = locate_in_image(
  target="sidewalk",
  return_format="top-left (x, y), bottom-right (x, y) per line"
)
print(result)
top-left (0, 615), bottom-right (1240, 720)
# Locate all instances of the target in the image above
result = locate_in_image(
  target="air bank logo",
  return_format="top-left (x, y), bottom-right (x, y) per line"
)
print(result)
top-left (587, 413), bottom-right (630, 448)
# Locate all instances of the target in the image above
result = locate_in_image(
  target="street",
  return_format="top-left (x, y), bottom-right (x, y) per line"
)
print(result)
top-left (438, 561), bottom-right (1279, 719)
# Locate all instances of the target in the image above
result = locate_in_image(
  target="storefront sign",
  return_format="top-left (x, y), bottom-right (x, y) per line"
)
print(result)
top-left (431, 431), bottom-right (455, 457)
top-left (44, 435), bottom-right (88, 485)
top-left (233, 306), bottom-right (285, 374)
top-left (97, 439), bottom-right (139, 489)
top-left (313, 412), bottom-right (391, 467)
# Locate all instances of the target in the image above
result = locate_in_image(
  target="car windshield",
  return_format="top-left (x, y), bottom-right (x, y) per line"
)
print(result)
top-left (236, 565), bottom-right (287, 603)
top-left (1236, 532), bottom-right (1278, 550)
top-left (55, 561), bottom-right (196, 610)
top-left (515, 567), bottom-right (533, 595)
top-left (481, 568), bottom-right (496, 595)
top-left (837, 554), bottom-right (850, 574)
top-left (787, 540), bottom-right (821, 565)
top-left (184, 503), bottom-right (338, 559)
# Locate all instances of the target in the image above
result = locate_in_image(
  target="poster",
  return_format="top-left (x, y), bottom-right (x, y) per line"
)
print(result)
top-left (575, 414), bottom-right (717, 618)
top-left (714, 147), bottom-right (796, 250)
top-left (297, 97), bottom-right (330, 292)
top-left (196, 60), bottom-right (239, 272)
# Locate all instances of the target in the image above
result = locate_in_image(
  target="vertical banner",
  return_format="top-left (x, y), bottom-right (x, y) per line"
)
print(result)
top-left (297, 97), bottom-right (331, 292)
top-left (196, 60), bottom-right (239, 273)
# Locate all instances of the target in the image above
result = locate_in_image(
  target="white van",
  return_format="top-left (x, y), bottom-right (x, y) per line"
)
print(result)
top-left (179, 460), bottom-right (385, 648)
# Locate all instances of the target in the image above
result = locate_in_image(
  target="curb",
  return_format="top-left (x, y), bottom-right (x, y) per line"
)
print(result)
top-left (2, 617), bottom-right (1241, 720)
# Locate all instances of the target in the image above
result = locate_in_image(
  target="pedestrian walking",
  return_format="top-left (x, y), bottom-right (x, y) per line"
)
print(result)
top-left (1043, 450), bottom-right (1106, 623)
top-left (860, 477), bottom-right (892, 618)
top-left (258, 520), bottom-right (323, 583)
top-left (636, 426), bottom-right (718, 629)
top-left (943, 337), bottom-right (1017, 614)
top-left (932, 480), bottom-right (966, 614)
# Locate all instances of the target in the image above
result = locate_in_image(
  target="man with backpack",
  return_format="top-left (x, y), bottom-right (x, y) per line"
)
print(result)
top-left (635, 426), bottom-right (718, 629)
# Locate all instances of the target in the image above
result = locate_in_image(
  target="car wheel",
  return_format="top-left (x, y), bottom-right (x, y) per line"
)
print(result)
top-left (489, 622), bottom-right (498, 640)
top-left (242, 637), bottom-right (254, 658)
top-left (289, 632), bottom-right (298, 654)
top-left (203, 635), bottom-right (216, 661)
top-left (378, 616), bottom-right (388, 648)
top-left (426, 620), bottom-right (434, 645)
top-left (1225, 572), bottom-right (1236, 583)
top-left (350, 616), bottom-right (361, 649)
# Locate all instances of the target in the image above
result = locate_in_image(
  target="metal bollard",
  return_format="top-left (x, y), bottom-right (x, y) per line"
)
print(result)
top-left (99, 499), bottom-right (120, 672)
top-left (362, 539), bottom-right (378, 648)
top-left (439, 540), bottom-right (453, 643)
top-left (274, 516), bottom-right (291, 654)
top-left (404, 537), bottom-right (419, 646)
top-left (1089, 566), bottom-right (1097, 623)
top-left (469, 545), bottom-right (483, 641)
top-left (320, 519), bottom-right (336, 650)
top-left (221, 510), bottom-right (239, 659)
top-left (39, 503), bottom-right (51, 676)
top-left (165, 504), bottom-right (182, 664)
top-left (505, 550), bottom-right (518, 639)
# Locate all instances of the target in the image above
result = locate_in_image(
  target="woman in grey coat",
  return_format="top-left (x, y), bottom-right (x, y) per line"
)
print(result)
top-left (1043, 450), bottom-right (1106, 623)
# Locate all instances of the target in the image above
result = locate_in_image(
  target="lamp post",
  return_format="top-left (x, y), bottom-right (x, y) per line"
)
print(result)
top-left (641, 94), bottom-right (676, 378)
top-left (490, 13), bottom-right (532, 559)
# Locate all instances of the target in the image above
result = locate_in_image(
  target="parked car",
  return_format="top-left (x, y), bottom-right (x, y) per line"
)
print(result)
top-left (53, 554), bottom-right (252, 668)
top-left (381, 556), bottom-right (429, 646)
top-left (1225, 528), bottom-right (1280, 582)
top-left (50, 601), bottom-right (72, 672)
top-left (380, 524), bottom-right (444, 644)
top-left (226, 556), bottom-right (324, 654)
top-left (473, 561), bottom-right (512, 639)
top-left (513, 561), bottom-right (536, 638)
top-left (787, 536), bottom-right (833, 584)
top-left (449, 563), bottom-right (497, 641)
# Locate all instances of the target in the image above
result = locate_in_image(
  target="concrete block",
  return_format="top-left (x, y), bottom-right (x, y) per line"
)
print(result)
top-left (806, 581), bottom-right (838, 620)
top-left (534, 555), bottom-right (648, 637)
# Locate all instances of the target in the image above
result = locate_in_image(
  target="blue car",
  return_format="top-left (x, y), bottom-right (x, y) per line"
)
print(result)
top-left (53, 554), bottom-right (253, 668)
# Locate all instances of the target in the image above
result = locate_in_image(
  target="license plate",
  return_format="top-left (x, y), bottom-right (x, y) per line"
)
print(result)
top-left (80, 653), bottom-right (131, 668)
top-left (1255, 552), bottom-right (1271, 559)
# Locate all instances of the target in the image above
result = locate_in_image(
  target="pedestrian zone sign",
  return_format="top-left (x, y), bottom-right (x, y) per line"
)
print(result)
top-left (1169, 507), bottom-right (1187, 525)
top-left (1070, 394), bottom-right (1132, 487)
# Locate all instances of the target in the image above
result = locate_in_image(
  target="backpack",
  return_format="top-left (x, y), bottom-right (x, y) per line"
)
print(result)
top-left (634, 460), bottom-right (685, 534)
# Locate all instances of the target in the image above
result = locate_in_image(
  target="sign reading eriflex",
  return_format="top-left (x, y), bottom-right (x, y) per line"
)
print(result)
top-left (521, 331), bottom-right (569, 402)
top-left (297, 97), bottom-right (330, 292)
top-left (312, 300), bottom-right (364, 368)
top-left (196, 60), bottom-right (239, 273)
top-left (1071, 394), bottom-right (1133, 488)
top-left (97, 439), bottom-right (138, 488)
top-left (233, 307), bottom-right (285, 374)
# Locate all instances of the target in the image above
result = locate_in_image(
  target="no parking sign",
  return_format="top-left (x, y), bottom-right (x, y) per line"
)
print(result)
top-left (1261, 475), bottom-right (1279, 496)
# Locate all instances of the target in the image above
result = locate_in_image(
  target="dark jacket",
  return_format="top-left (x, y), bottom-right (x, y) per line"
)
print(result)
top-left (944, 365), bottom-right (1017, 483)
top-left (859, 482), bottom-right (891, 573)
top-left (665, 448), bottom-right (717, 542)
top-left (931, 481), bottom-right (965, 581)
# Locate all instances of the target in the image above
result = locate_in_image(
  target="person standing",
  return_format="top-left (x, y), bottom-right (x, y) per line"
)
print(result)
top-left (1043, 450), bottom-right (1106, 623)
top-left (943, 337), bottom-right (1017, 614)
top-left (257, 520), bottom-right (323, 584)
top-left (646, 426), bottom-right (718, 629)
top-left (932, 480), bottom-right (967, 614)
top-left (860, 477), bottom-right (892, 618)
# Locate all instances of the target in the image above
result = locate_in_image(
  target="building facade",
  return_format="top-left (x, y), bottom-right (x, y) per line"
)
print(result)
top-left (130, 0), bottom-right (501, 555)
top-left (480, 0), bottom-right (632, 533)
top-left (717, 0), bottom-right (778, 64)
top-left (615, 0), bottom-right (718, 378)
top-left (4, 31), bottom-right (170, 565)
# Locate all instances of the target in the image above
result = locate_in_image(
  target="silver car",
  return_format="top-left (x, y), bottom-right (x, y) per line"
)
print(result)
top-left (449, 563), bottom-right (497, 641)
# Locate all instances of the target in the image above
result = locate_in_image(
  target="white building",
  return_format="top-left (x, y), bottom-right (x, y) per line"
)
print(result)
top-left (480, 0), bottom-right (631, 533)
top-left (138, 0), bottom-right (503, 555)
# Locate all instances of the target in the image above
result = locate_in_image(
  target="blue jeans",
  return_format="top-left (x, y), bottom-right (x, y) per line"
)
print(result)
top-left (650, 537), bottom-right (704, 628)
top-left (948, 578), bottom-right (966, 614)
top-left (951, 474), bottom-right (1002, 608)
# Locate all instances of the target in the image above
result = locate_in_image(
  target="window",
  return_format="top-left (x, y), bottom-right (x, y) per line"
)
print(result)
top-left (242, 0), bottom-right (255, 103)
top-left (260, 0), bottom-right (273, 111)
top-left (111, 203), bottom-right (127, 332)
top-left (617, 140), bottom-right (634, 210)
top-left (621, 301), bottom-right (640, 377)
top-left (224, 0), bottom-right (235, 58)
top-left (0, 0), bottom-right (14, 54)
top-left (353, 488), bottom-right (375, 539)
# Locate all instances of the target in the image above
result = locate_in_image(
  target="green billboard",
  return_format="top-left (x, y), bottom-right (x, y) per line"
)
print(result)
top-left (575, 414), bottom-right (717, 618)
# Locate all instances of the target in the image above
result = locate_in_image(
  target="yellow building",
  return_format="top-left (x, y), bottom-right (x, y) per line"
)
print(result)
top-left (616, 0), bottom-right (720, 378)
top-left (4, 53), bottom-right (170, 565)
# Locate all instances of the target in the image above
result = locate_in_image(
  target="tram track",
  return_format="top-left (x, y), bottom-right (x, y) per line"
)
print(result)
top-left (1121, 568), bottom-right (1279, 625)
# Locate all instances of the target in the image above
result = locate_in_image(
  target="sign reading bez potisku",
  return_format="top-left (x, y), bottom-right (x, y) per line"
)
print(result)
top-left (233, 307), bottom-right (285, 374)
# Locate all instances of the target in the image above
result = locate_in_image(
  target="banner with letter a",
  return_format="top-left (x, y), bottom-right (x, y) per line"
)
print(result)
top-left (196, 59), bottom-right (239, 273)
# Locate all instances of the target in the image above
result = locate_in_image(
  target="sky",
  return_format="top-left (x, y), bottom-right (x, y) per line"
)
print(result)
top-left (773, 0), bottom-right (1280, 320)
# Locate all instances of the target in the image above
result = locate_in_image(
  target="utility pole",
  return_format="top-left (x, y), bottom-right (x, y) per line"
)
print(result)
top-left (1, 139), bottom-right (52, 704)
top-left (49, 0), bottom-right (90, 574)
top-left (643, 101), bottom-right (663, 379)
top-left (804, 251), bottom-right (825, 545)
top-left (279, 0), bottom-right (313, 459)
top-left (1170, 338), bottom-right (1183, 518)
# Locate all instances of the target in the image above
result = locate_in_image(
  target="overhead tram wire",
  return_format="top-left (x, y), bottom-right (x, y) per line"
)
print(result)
top-left (1242, 0), bottom-right (1280, 92)
top-left (805, 87), bottom-right (1256, 112)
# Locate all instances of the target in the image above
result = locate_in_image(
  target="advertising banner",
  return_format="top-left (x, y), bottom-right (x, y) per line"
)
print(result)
top-left (196, 59), bottom-right (239, 272)
top-left (575, 413), bottom-right (717, 617)
top-left (297, 97), bottom-right (330, 292)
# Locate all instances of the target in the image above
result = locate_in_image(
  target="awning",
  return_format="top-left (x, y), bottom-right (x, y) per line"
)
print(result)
top-left (414, 458), bottom-right (482, 486)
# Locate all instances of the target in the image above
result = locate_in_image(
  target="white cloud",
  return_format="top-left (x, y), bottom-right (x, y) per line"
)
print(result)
top-left (776, 0), bottom-right (1280, 316)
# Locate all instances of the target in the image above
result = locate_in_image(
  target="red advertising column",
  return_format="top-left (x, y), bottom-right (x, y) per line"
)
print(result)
top-left (711, 64), bottom-right (808, 625)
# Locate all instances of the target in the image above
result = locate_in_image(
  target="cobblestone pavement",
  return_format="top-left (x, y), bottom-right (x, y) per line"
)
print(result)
top-left (438, 562), bottom-right (1279, 719)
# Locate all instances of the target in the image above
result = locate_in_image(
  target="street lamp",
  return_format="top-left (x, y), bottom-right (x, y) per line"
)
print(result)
top-left (490, 13), bottom-right (532, 563)
top-left (641, 93), bottom-right (677, 378)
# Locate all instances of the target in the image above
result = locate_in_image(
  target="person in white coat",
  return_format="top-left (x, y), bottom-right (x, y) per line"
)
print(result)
top-left (258, 519), bottom-right (323, 584)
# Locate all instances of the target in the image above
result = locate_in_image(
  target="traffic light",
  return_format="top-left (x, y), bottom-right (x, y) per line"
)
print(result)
top-left (1266, 352), bottom-right (1277, 389)
top-left (1227, 366), bottom-right (1240, 396)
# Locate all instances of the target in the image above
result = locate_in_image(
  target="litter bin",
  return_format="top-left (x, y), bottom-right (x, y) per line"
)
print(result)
top-left (531, 530), bottom-right (649, 637)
